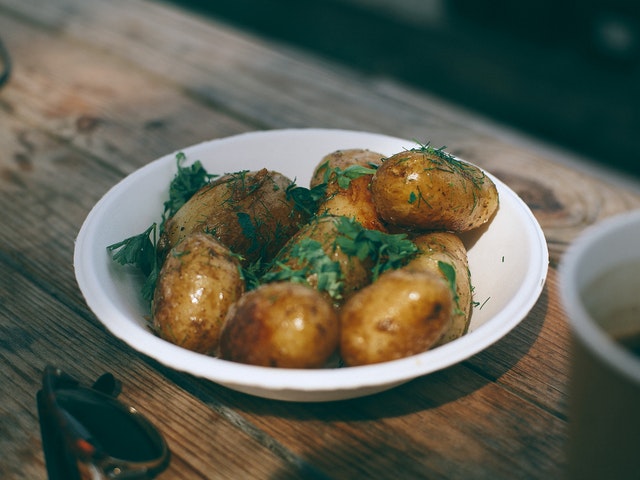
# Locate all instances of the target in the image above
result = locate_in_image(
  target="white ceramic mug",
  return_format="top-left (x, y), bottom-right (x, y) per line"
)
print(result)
top-left (560, 209), bottom-right (640, 479)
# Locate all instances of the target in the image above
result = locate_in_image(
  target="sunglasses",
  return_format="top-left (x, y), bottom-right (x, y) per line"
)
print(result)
top-left (36, 365), bottom-right (170, 479)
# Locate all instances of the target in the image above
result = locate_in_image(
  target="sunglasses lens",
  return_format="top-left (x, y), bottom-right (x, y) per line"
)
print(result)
top-left (57, 389), bottom-right (165, 462)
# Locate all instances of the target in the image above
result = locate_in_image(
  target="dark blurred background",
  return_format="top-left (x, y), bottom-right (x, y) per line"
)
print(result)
top-left (163, 0), bottom-right (640, 178)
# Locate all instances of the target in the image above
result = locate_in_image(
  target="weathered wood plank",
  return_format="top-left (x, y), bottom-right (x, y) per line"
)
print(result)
top-left (0, 266), bottom-right (307, 480)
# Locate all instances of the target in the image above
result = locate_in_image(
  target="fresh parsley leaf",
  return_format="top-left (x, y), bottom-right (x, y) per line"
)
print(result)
top-left (163, 152), bottom-right (217, 219)
top-left (438, 259), bottom-right (468, 316)
top-left (107, 224), bottom-right (157, 275)
top-left (107, 152), bottom-right (217, 307)
top-left (285, 182), bottom-right (326, 217)
top-left (437, 260), bottom-right (458, 303)
top-left (333, 165), bottom-right (377, 189)
top-left (261, 238), bottom-right (344, 300)
top-left (334, 216), bottom-right (418, 281)
top-left (107, 223), bottom-right (160, 303)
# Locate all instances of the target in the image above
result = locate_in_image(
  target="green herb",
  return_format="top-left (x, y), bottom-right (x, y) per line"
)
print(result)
top-left (317, 159), bottom-right (378, 184)
top-left (108, 152), bottom-right (216, 306)
top-left (437, 261), bottom-right (457, 300)
top-left (438, 260), bottom-right (465, 316)
top-left (334, 217), bottom-right (418, 281)
top-left (333, 165), bottom-right (377, 189)
top-left (239, 257), bottom-right (264, 291)
top-left (262, 238), bottom-right (343, 299)
top-left (107, 223), bottom-right (160, 303)
top-left (285, 182), bottom-right (326, 217)
top-left (412, 141), bottom-right (486, 189)
top-left (236, 211), bottom-right (260, 255)
top-left (163, 152), bottom-right (217, 220)
top-left (478, 297), bottom-right (491, 310)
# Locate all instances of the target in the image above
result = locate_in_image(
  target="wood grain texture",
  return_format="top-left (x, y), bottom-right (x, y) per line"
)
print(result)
top-left (1, 0), bottom-right (639, 479)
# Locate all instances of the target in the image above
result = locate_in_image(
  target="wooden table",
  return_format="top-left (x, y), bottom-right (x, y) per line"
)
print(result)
top-left (2, 1), bottom-right (640, 478)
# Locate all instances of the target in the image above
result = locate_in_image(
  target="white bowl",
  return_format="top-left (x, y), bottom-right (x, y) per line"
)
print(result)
top-left (74, 129), bottom-right (548, 401)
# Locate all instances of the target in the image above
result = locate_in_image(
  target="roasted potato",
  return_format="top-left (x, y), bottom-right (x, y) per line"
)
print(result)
top-left (339, 269), bottom-right (453, 366)
top-left (310, 149), bottom-right (387, 231)
top-left (405, 232), bottom-right (472, 345)
top-left (219, 282), bottom-right (339, 368)
top-left (265, 215), bottom-right (373, 305)
top-left (370, 147), bottom-right (499, 232)
top-left (159, 169), bottom-right (308, 264)
top-left (152, 232), bottom-right (244, 355)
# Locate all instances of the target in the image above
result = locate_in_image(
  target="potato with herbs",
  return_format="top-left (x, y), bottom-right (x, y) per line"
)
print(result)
top-left (310, 149), bottom-right (387, 231)
top-left (370, 145), bottom-right (498, 232)
top-left (405, 232), bottom-right (472, 345)
top-left (339, 268), bottom-right (453, 366)
top-left (219, 282), bottom-right (339, 368)
top-left (159, 169), bottom-right (308, 264)
top-left (152, 232), bottom-right (244, 355)
top-left (264, 215), bottom-right (374, 305)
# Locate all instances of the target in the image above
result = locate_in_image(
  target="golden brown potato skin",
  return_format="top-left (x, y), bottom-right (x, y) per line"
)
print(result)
top-left (219, 282), bottom-right (339, 368)
top-left (266, 215), bottom-right (372, 305)
top-left (152, 232), bottom-right (244, 355)
top-left (159, 169), bottom-right (307, 264)
top-left (311, 149), bottom-right (387, 231)
top-left (405, 232), bottom-right (472, 345)
top-left (339, 269), bottom-right (453, 366)
top-left (370, 149), bottom-right (499, 232)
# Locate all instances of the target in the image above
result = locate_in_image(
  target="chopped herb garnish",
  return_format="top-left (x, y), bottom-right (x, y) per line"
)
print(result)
top-left (262, 238), bottom-right (344, 300)
top-left (285, 182), bottom-right (326, 217)
top-left (240, 257), bottom-right (264, 291)
top-left (438, 260), bottom-right (465, 315)
top-left (412, 141), bottom-right (485, 190)
top-left (437, 261), bottom-right (458, 301)
top-left (332, 165), bottom-right (377, 189)
top-left (163, 152), bottom-right (217, 219)
top-left (236, 211), bottom-right (260, 255)
top-left (107, 223), bottom-right (160, 303)
top-left (107, 152), bottom-right (216, 306)
top-left (334, 217), bottom-right (418, 281)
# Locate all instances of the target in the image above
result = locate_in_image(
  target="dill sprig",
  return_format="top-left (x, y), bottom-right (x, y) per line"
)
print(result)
top-left (412, 141), bottom-right (486, 189)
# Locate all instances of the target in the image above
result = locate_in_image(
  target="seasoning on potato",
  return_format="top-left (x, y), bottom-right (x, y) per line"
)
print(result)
top-left (339, 268), bottom-right (454, 366)
top-left (405, 231), bottom-right (472, 345)
top-left (264, 215), bottom-right (373, 305)
top-left (263, 215), bottom-right (418, 305)
top-left (219, 282), bottom-right (339, 368)
top-left (370, 145), bottom-right (499, 232)
top-left (152, 232), bottom-right (245, 355)
top-left (310, 149), bottom-right (387, 231)
top-left (159, 168), bottom-right (309, 264)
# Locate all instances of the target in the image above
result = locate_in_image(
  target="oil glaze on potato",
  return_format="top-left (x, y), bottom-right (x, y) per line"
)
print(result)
top-left (370, 148), bottom-right (499, 232)
top-left (159, 169), bottom-right (307, 264)
top-left (311, 149), bottom-right (387, 231)
top-left (339, 269), bottom-right (453, 366)
top-left (152, 233), bottom-right (244, 355)
top-left (219, 282), bottom-right (339, 368)
top-left (405, 232), bottom-right (472, 345)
